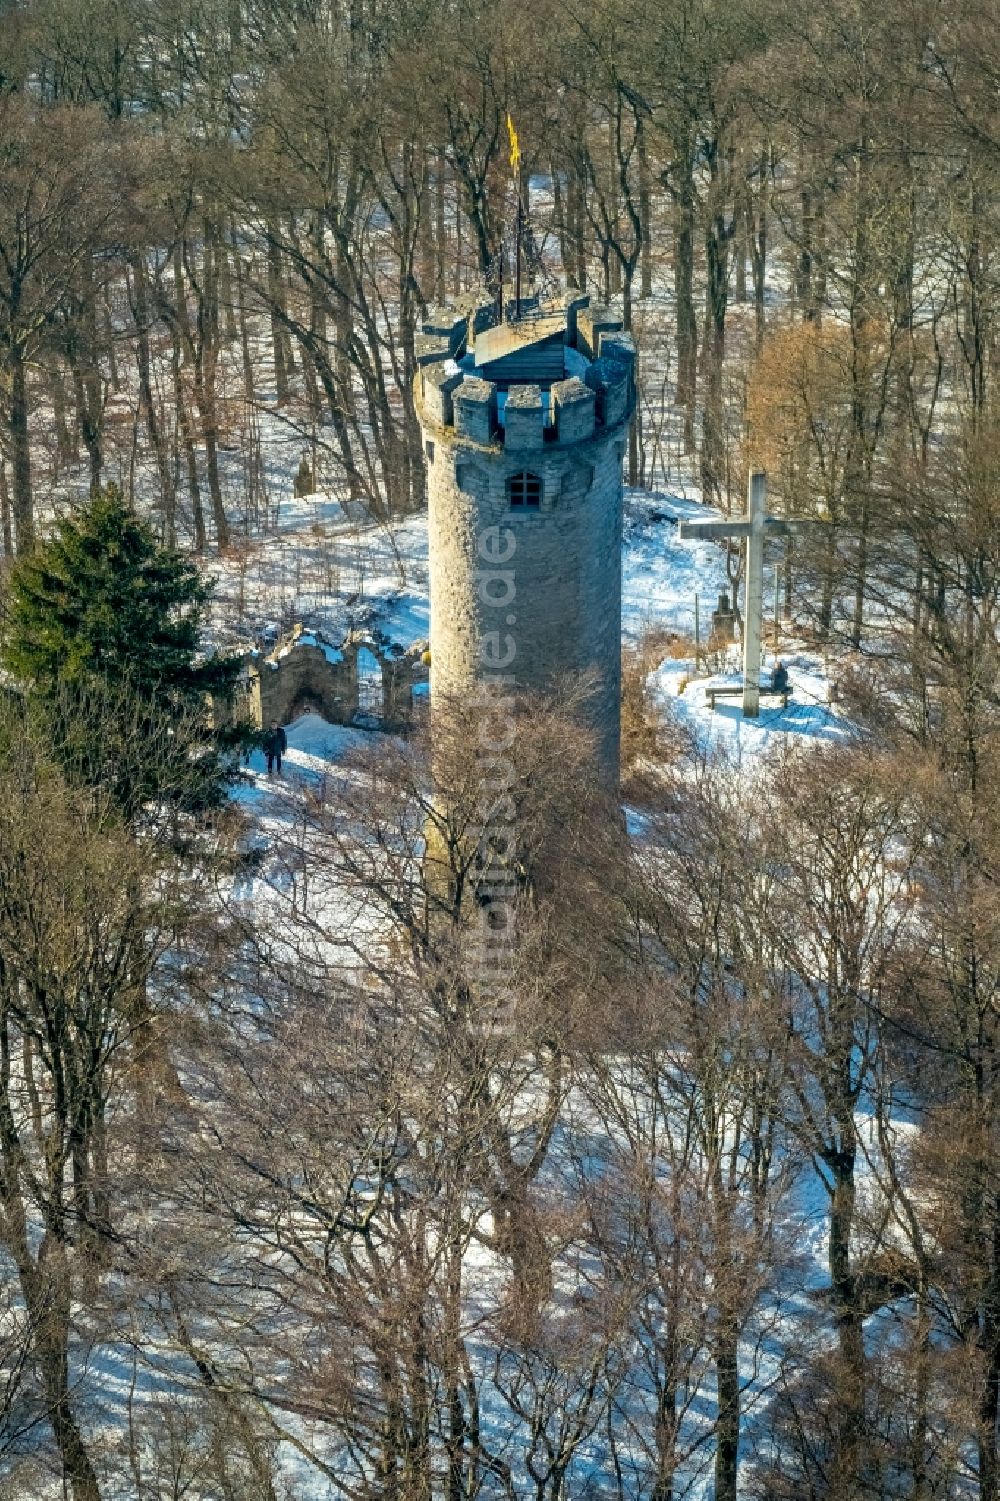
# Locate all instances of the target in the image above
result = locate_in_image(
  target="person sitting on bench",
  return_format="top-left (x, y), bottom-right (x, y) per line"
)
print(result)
top-left (771, 659), bottom-right (789, 694)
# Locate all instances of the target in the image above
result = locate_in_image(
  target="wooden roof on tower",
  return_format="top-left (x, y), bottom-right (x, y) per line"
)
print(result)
top-left (473, 313), bottom-right (567, 384)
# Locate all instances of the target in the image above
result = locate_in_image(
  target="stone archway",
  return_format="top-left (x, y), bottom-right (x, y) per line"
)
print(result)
top-left (355, 645), bottom-right (385, 720)
top-left (242, 625), bottom-right (428, 733)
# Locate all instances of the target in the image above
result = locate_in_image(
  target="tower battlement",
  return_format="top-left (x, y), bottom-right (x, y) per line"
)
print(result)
top-left (414, 296), bottom-right (635, 448)
top-left (415, 294), bottom-right (631, 784)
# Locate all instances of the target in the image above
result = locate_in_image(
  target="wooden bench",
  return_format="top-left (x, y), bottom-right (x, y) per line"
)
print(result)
top-left (706, 684), bottom-right (790, 711)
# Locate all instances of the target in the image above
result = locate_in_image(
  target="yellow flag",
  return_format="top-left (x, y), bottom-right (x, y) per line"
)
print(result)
top-left (506, 112), bottom-right (521, 175)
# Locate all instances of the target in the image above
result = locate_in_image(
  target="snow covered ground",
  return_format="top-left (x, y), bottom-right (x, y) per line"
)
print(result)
top-left (206, 478), bottom-right (852, 768)
top-left (653, 651), bottom-right (851, 758)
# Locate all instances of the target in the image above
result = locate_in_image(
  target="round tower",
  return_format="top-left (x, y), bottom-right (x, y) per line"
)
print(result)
top-left (414, 295), bottom-right (634, 784)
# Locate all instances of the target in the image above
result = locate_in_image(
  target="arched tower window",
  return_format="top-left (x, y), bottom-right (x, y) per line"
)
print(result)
top-left (508, 471), bottom-right (542, 509)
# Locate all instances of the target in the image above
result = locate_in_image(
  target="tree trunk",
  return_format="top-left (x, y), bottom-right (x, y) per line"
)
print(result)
top-left (216, 217), bottom-right (239, 342)
top-left (552, 159), bottom-right (570, 284)
top-left (796, 178), bottom-right (813, 317)
top-left (700, 166), bottom-right (730, 503)
top-left (194, 225), bottom-right (229, 550)
top-left (0, 458), bottom-right (12, 556)
top-left (820, 527), bottom-right (836, 636)
top-left (435, 152), bottom-right (447, 303)
top-left (13, 1234), bottom-right (102, 1501)
top-left (608, 144), bottom-right (622, 297)
top-left (69, 359), bottom-right (103, 495)
top-left (714, 1307), bottom-right (740, 1501)
top-left (9, 344), bottom-right (33, 551)
top-left (639, 118), bottom-right (652, 299)
top-left (399, 264), bottom-right (425, 514)
top-left (851, 495), bottom-right (869, 649)
top-left (829, 1160), bottom-right (865, 1499)
top-left (52, 367), bottom-right (75, 468)
top-left (964, 182), bottom-right (987, 420)
top-left (418, 148), bottom-right (436, 299)
top-left (453, 187), bottom-right (463, 296)
top-left (749, 153), bottom-right (768, 350)
top-left (102, 292), bottom-right (119, 393)
top-left (172, 242), bottom-right (193, 358)
top-left (653, 1348), bottom-right (679, 1501)
top-left (129, 255), bottom-right (175, 544)
top-left (911, 1281), bottom-right (931, 1501)
top-left (231, 227), bottom-right (257, 408)
top-left (190, 316), bottom-right (229, 548)
top-left (196, 369), bottom-right (229, 550)
top-left (978, 1208), bottom-right (1000, 1501)
top-left (572, 161), bottom-right (587, 292)
top-left (735, 187), bottom-right (748, 303)
top-left (443, 1233), bottom-right (466, 1501)
top-left (671, 146), bottom-right (697, 453)
top-left (171, 334), bottom-right (206, 552)
top-left (712, 1175), bottom-right (740, 1501)
top-left (267, 233), bottom-right (290, 404)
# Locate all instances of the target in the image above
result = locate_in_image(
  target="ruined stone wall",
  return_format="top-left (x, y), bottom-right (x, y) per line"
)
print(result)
top-left (415, 297), bottom-right (633, 783)
top-left (253, 641), bottom-right (357, 727)
top-left (246, 629), bottom-right (425, 732)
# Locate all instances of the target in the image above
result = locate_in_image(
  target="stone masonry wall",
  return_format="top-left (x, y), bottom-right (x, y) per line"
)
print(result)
top-left (415, 295), bottom-right (633, 783)
top-left (425, 427), bottom-right (624, 780)
top-left (254, 641), bottom-right (356, 727)
top-left (245, 628), bottom-right (425, 732)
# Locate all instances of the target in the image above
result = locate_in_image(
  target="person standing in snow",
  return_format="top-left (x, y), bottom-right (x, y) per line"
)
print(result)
top-left (263, 720), bottom-right (287, 775)
top-left (771, 659), bottom-right (789, 694)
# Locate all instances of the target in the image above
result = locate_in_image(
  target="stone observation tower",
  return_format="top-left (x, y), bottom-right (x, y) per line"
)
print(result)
top-left (413, 294), bottom-right (635, 783)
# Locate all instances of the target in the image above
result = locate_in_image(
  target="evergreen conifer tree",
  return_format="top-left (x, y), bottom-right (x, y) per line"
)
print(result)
top-left (1, 486), bottom-right (245, 812)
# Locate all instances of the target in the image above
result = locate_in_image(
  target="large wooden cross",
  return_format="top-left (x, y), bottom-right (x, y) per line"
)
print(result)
top-left (679, 471), bottom-right (807, 718)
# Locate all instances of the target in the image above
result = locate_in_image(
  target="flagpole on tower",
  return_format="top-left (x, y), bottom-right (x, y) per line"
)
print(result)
top-left (506, 112), bottom-right (521, 321)
top-left (515, 194), bottom-right (522, 319)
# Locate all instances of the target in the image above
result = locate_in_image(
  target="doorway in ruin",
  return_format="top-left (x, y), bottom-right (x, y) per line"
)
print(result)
top-left (355, 646), bottom-right (384, 721)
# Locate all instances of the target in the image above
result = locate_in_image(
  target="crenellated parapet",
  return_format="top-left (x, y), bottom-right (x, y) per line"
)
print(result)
top-left (584, 357), bottom-right (631, 428)
top-left (550, 377), bottom-right (595, 444)
top-left (503, 383), bottom-right (545, 449)
top-left (419, 361), bottom-right (464, 425)
top-left (453, 376), bottom-right (496, 443)
top-left (413, 293), bottom-right (635, 450)
top-left (575, 303), bottom-right (625, 360)
top-left (414, 307), bottom-right (468, 369)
